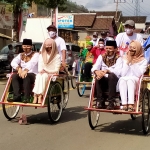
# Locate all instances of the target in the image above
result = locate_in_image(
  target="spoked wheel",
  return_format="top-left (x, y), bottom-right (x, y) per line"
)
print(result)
top-left (63, 77), bottom-right (69, 109)
top-left (142, 88), bottom-right (150, 135)
top-left (130, 114), bottom-right (136, 120)
top-left (2, 104), bottom-right (20, 120)
top-left (88, 110), bottom-right (100, 130)
top-left (77, 83), bottom-right (86, 97)
top-left (47, 82), bottom-right (63, 123)
top-left (71, 75), bottom-right (77, 89)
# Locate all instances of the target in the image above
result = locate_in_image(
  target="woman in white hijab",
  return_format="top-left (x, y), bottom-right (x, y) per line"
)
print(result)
top-left (32, 38), bottom-right (61, 104)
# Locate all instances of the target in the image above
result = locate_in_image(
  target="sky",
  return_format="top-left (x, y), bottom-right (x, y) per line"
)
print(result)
top-left (70, 0), bottom-right (150, 21)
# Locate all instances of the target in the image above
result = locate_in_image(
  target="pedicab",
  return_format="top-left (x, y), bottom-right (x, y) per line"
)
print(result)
top-left (72, 56), bottom-right (93, 97)
top-left (85, 67), bottom-right (150, 135)
top-left (0, 70), bottom-right (69, 124)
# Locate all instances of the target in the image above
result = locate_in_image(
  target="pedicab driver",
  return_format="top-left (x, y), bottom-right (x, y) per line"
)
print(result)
top-left (8, 39), bottom-right (39, 103)
top-left (91, 40), bottom-right (122, 110)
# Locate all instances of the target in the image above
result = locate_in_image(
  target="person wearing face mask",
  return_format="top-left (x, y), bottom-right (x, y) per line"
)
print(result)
top-left (90, 32), bottom-right (99, 46)
top-left (92, 40), bottom-right (123, 110)
top-left (91, 38), bottom-right (106, 64)
top-left (117, 40), bottom-right (147, 111)
top-left (116, 20), bottom-right (144, 56)
top-left (9, 39), bottom-right (39, 103)
top-left (40, 25), bottom-right (66, 69)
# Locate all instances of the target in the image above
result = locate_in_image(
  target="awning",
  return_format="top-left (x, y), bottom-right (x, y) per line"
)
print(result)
top-left (0, 33), bottom-right (12, 40)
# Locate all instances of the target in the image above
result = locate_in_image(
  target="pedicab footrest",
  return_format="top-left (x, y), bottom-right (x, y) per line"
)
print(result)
top-left (84, 107), bottom-right (143, 115)
top-left (0, 101), bottom-right (47, 108)
top-left (76, 81), bottom-right (92, 85)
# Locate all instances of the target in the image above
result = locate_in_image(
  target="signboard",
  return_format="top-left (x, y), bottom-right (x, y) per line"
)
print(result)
top-left (0, 3), bottom-right (13, 29)
top-left (58, 15), bottom-right (74, 29)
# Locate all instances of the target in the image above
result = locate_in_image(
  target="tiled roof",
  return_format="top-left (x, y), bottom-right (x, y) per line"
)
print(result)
top-left (121, 16), bottom-right (147, 23)
top-left (91, 18), bottom-right (113, 30)
top-left (96, 11), bottom-right (122, 17)
top-left (74, 14), bottom-right (96, 27)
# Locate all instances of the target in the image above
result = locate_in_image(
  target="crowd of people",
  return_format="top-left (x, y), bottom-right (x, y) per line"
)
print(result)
top-left (6, 19), bottom-right (148, 112)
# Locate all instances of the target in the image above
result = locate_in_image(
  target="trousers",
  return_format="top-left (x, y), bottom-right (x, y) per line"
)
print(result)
top-left (95, 73), bottom-right (118, 101)
top-left (12, 73), bottom-right (35, 99)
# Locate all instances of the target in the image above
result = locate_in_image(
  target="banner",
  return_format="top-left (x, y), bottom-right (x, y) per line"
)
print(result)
top-left (0, 3), bottom-right (13, 29)
top-left (58, 15), bottom-right (74, 29)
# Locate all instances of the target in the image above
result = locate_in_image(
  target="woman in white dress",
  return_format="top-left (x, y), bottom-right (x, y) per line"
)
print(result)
top-left (118, 40), bottom-right (147, 111)
top-left (32, 38), bottom-right (61, 104)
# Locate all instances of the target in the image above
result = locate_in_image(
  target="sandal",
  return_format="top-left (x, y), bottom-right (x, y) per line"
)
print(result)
top-left (122, 105), bottom-right (128, 111)
top-left (128, 105), bottom-right (134, 112)
top-left (38, 95), bottom-right (43, 104)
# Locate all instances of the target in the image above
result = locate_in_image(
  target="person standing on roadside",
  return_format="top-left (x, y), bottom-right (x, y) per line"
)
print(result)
top-left (91, 32), bottom-right (99, 47)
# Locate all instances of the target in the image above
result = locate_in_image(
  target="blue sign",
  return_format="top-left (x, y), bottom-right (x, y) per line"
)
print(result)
top-left (58, 15), bottom-right (74, 29)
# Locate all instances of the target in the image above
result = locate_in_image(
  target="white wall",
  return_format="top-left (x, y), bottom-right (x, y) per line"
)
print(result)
top-left (20, 18), bottom-right (52, 42)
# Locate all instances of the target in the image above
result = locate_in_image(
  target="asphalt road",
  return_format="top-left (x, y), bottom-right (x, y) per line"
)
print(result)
top-left (0, 79), bottom-right (150, 150)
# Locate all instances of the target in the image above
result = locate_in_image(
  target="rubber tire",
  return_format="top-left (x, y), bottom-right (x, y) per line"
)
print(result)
top-left (130, 114), bottom-right (136, 120)
top-left (77, 83), bottom-right (86, 97)
top-left (47, 82), bottom-right (63, 123)
top-left (71, 76), bottom-right (77, 89)
top-left (63, 77), bottom-right (69, 110)
top-left (88, 110), bottom-right (100, 130)
top-left (2, 104), bottom-right (20, 120)
top-left (142, 88), bottom-right (150, 135)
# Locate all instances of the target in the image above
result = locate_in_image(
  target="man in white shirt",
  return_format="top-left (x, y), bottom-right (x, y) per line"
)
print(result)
top-left (116, 20), bottom-right (143, 56)
top-left (92, 40), bottom-right (122, 110)
top-left (90, 32), bottom-right (99, 47)
top-left (9, 39), bottom-right (39, 103)
top-left (46, 25), bottom-right (67, 68)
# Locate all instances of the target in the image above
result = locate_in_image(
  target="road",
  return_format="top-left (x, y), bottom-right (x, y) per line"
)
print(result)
top-left (0, 79), bottom-right (149, 150)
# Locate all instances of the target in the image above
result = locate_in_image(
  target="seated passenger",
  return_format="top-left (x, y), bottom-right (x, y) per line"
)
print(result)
top-left (91, 38), bottom-right (106, 64)
top-left (9, 39), bottom-right (39, 103)
top-left (118, 40), bottom-right (147, 111)
top-left (92, 40), bottom-right (122, 110)
top-left (32, 38), bottom-right (61, 104)
top-left (80, 41), bottom-right (93, 82)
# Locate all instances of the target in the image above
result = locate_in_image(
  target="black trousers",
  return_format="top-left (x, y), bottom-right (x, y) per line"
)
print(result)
top-left (95, 73), bottom-right (118, 101)
top-left (12, 73), bottom-right (35, 99)
top-left (83, 62), bottom-right (93, 79)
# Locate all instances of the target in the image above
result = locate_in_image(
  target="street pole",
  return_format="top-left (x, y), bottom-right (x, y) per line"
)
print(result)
top-left (114, 0), bottom-right (126, 22)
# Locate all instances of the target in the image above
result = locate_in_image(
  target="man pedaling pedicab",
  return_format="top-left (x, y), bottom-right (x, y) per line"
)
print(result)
top-left (80, 41), bottom-right (93, 82)
top-left (91, 40), bottom-right (123, 110)
top-left (8, 39), bottom-right (39, 103)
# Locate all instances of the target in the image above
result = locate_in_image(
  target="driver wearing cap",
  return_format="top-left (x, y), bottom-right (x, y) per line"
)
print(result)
top-left (116, 20), bottom-right (143, 56)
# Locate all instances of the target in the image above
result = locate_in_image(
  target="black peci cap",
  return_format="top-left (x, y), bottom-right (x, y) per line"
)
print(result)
top-left (106, 40), bottom-right (117, 49)
top-left (22, 39), bottom-right (32, 46)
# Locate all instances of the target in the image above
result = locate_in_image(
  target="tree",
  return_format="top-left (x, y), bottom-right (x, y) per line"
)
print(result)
top-left (0, 0), bottom-right (67, 41)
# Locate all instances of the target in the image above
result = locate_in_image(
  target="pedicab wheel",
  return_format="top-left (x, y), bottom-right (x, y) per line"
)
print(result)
top-left (142, 88), bottom-right (150, 135)
top-left (47, 82), bottom-right (63, 123)
top-left (88, 110), bottom-right (100, 130)
top-left (71, 75), bottom-right (77, 89)
top-left (63, 76), bottom-right (69, 109)
top-left (130, 114), bottom-right (136, 120)
top-left (2, 104), bottom-right (20, 120)
top-left (77, 83), bottom-right (86, 97)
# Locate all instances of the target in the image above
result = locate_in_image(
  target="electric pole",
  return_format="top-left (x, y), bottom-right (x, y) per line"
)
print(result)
top-left (132, 0), bottom-right (143, 16)
top-left (114, 0), bottom-right (126, 22)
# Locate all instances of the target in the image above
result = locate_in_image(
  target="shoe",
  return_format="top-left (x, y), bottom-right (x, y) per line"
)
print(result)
top-left (106, 101), bottom-right (115, 110)
top-left (8, 96), bottom-right (21, 102)
top-left (22, 98), bottom-right (30, 103)
top-left (96, 99), bottom-right (105, 109)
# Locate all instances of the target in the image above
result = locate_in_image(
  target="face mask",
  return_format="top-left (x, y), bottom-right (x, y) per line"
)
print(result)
top-left (125, 28), bottom-right (133, 35)
top-left (49, 31), bottom-right (56, 38)
top-left (93, 38), bottom-right (97, 41)
top-left (99, 44), bottom-right (104, 49)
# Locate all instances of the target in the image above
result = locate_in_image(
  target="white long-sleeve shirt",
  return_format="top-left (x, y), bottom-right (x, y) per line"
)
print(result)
top-left (11, 52), bottom-right (39, 74)
top-left (38, 54), bottom-right (61, 73)
top-left (120, 59), bottom-right (148, 78)
top-left (91, 55), bottom-right (123, 78)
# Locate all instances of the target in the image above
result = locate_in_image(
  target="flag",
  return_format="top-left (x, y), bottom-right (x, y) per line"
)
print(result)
top-left (118, 22), bottom-right (124, 33)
